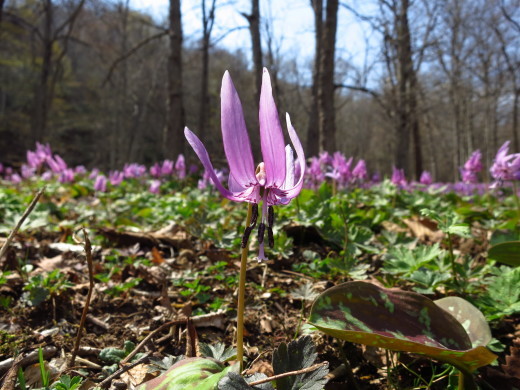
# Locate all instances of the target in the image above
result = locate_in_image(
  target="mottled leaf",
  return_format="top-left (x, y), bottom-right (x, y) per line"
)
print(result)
top-left (434, 296), bottom-right (492, 348)
top-left (309, 281), bottom-right (497, 373)
top-left (488, 241), bottom-right (520, 267)
top-left (138, 357), bottom-right (234, 390)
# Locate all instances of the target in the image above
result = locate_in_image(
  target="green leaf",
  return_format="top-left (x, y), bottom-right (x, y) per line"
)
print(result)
top-left (289, 283), bottom-right (319, 302)
top-left (218, 372), bottom-right (273, 390)
top-left (138, 357), bottom-right (235, 390)
top-left (199, 342), bottom-right (237, 363)
top-left (434, 297), bottom-right (492, 348)
top-left (488, 241), bottom-right (520, 267)
top-left (308, 281), bottom-right (497, 373)
top-left (272, 336), bottom-right (329, 390)
top-left (474, 266), bottom-right (520, 321)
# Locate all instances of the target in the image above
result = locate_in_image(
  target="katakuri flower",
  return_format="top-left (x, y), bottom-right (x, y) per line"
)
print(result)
top-left (184, 68), bottom-right (305, 260)
top-left (490, 141), bottom-right (520, 187)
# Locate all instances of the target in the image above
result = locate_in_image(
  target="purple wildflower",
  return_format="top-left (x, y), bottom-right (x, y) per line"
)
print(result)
top-left (123, 163), bottom-right (146, 178)
top-left (419, 171), bottom-right (432, 185)
top-left (175, 154), bottom-right (186, 179)
top-left (161, 160), bottom-right (174, 176)
top-left (10, 173), bottom-right (22, 183)
top-left (109, 171), bottom-right (124, 186)
top-left (21, 164), bottom-right (35, 179)
top-left (352, 159), bottom-right (367, 182)
top-left (149, 180), bottom-right (161, 194)
top-left (490, 141), bottom-right (520, 187)
top-left (464, 150), bottom-right (483, 172)
top-left (47, 154), bottom-right (68, 173)
top-left (59, 168), bottom-right (75, 183)
top-left (185, 69), bottom-right (305, 261)
top-left (94, 175), bottom-right (107, 192)
top-left (391, 167), bottom-right (407, 188)
top-left (150, 163), bottom-right (162, 178)
top-left (75, 165), bottom-right (87, 174)
top-left (89, 168), bottom-right (100, 180)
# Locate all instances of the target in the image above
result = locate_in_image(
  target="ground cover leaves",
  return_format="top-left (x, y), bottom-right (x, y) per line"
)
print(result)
top-left (0, 179), bottom-right (519, 389)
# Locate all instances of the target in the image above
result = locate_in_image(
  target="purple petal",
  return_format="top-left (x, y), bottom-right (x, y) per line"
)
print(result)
top-left (221, 71), bottom-right (257, 188)
top-left (185, 127), bottom-right (246, 202)
top-left (282, 113), bottom-right (305, 199)
top-left (259, 68), bottom-right (286, 187)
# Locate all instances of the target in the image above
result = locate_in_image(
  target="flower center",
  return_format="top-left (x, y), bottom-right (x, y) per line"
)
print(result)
top-left (255, 162), bottom-right (266, 186)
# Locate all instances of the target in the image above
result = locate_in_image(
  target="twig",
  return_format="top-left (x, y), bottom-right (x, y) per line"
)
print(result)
top-left (120, 319), bottom-right (186, 365)
top-left (69, 228), bottom-right (95, 368)
top-left (0, 346), bottom-right (57, 376)
top-left (248, 362), bottom-right (328, 386)
top-left (0, 187), bottom-right (45, 261)
top-left (98, 353), bottom-right (151, 389)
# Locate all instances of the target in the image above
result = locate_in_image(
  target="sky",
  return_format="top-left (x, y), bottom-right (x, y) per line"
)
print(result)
top-left (128, 0), bottom-right (376, 82)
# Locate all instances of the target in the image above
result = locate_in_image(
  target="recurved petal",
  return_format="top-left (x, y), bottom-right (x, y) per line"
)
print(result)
top-left (282, 113), bottom-right (306, 199)
top-left (221, 71), bottom-right (257, 188)
top-left (281, 145), bottom-right (295, 190)
top-left (184, 127), bottom-right (244, 202)
top-left (259, 68), bottom-right (286, 187)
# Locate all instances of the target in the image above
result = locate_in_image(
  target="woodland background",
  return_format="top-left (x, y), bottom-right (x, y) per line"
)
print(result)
top-left (0, 0), bottom-right (519, 181)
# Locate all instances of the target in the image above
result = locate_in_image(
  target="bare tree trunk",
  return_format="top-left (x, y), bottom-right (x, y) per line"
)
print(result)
top-left (197, 0), bottom-right (216, 140)
top-left (31, 0), bottom-right (53, 144)
top-left (307, 0), bottom-right (322, 157)
top-left (166, 0), bottom-right (185, 158)
top-left (318, 0), bottom-right (338, 152)
top-left (0, 0), bottom-right (5, 24)
top-left (394, 0), bottom-right (422, 178)
top-left (243, 0), bottom-right (262, 106)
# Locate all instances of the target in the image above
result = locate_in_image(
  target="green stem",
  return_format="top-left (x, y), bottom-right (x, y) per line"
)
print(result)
top-left (447, 232), bottom-right (458, 285)
top-left (513, 181), bottom-right (520, 220)
top-left (236, 203), bottom-right (253, 373)
top-left (458, 370), bottom-right (477, 390)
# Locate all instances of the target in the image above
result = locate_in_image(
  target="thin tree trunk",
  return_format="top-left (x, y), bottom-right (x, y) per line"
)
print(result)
top-left (244, 0), bottom-right (262, 106)
top-left (307, 0), bottom-right (322, 157)
top-left (166, 0), bottom-right (185, 158)
top-left (395, 0), bottom-right (422, 178)
top-left (197, 0), bottom-right (215, 139)
top-left (32, 0), bottom-right (53, 143)
top-left (0, 0), bottom-right (5, 24)
top-left (318, 0), bottom-right (338, 153)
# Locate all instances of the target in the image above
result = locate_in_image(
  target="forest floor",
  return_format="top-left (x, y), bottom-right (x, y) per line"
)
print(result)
top-left (0, 183), bottom-right (519, 389)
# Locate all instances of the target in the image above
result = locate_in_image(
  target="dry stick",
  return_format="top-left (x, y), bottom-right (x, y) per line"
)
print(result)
top-left (120, 319), bottom-right (185, 365)
top-left (0, 187), bottom-right (45, 260)
top-left (98, 352), bottom-right (151, 389)
top-left (248, 362), bottom-right (329, 387)
top-left (69, 228), bottom-right (95, 368)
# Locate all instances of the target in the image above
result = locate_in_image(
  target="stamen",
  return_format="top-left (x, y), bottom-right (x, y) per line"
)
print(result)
top-left (250, 203), bottom-right (258, 228)
top-left (267, 206), bottom-right (274, 227)
top-left (257, 222), bottom-right (265, 244)
top-left (267, 226), bottom-right (274, 248)
top-left (241, 226), bottom-right (253, 248)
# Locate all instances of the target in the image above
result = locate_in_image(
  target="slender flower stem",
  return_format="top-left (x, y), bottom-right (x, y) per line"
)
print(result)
top-left (513, 181), bottom-right (520, 219)
top-left (447, 232), bottom-right (458, 286)
top-left (237, 203), bottom-right (253, 372)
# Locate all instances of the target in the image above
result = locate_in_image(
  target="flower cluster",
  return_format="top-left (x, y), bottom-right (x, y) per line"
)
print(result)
top-left (460, 150), bottom-right (483, 184)
top-left (490, 141), bottom-right (520, 188)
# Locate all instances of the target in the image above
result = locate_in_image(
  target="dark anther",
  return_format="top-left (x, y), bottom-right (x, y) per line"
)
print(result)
top-left (267, 206), bottom-right (274, 227)
top-left (268, 226), bottom-right (274, 248)
top-left (250, 203), bottom-right (259, 228)
top-left (257, 223), bottom-right (266, 244)
top-left (241, 226), bottom-right (253, 248)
